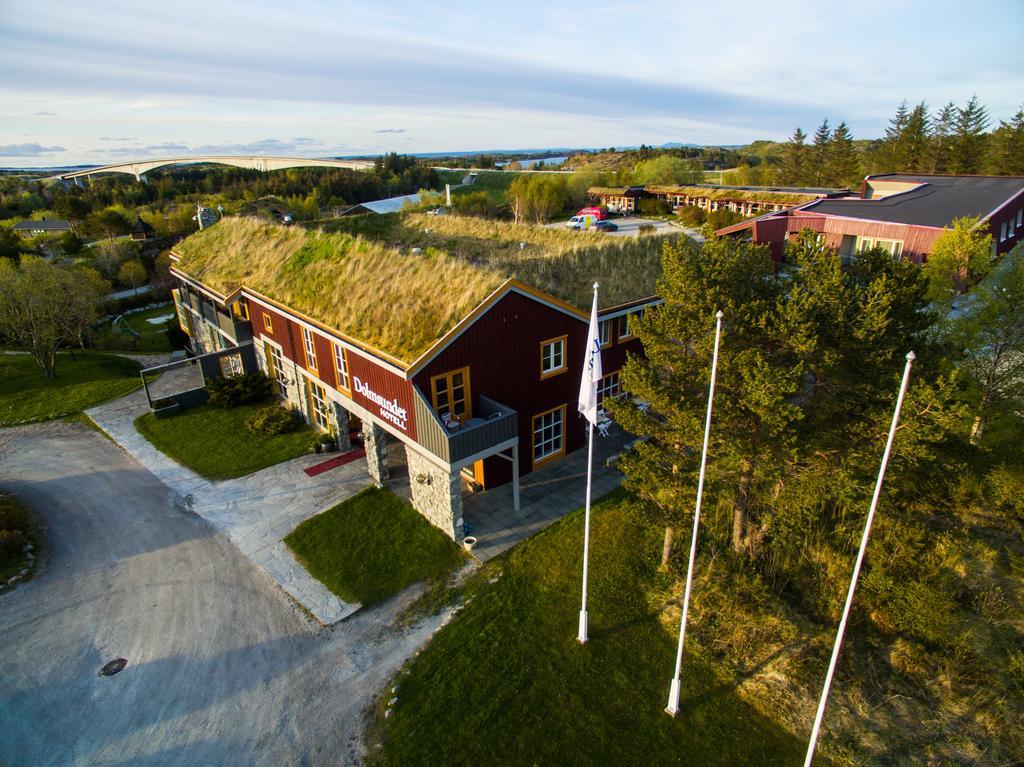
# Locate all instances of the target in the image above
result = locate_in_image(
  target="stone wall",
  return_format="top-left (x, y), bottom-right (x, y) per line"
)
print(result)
top-left (406, 447), bottom-right (463, 541)
top-left (363, 422), bottom-right (390, 487)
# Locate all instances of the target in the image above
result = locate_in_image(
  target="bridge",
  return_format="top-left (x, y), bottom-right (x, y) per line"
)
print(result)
top-left (53, 155), bottom-right (376, 183)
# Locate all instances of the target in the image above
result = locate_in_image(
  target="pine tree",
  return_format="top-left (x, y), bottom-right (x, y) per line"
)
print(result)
top-left (901, 102), bottom-right (931, 173)
top-left (828, 122), bottom-right (861, 188)
top-left (985, 106), bottom-right (1024, 175)
top-left (780, 127), bottom-right (808, 186)
top-left (811, 119), bottom-right (831, 186)
top-left (951, 95), bottom-right (990, 174)
top-left (882, 101), bottom-right (910, 171)
top-left (929, 102), bottom-right (958, 173)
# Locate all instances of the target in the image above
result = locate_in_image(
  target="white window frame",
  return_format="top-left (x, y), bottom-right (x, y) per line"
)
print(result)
top-left (857, 237), bottom-right (903, 259)
top-left (540, 336), bottom-right (567, 378)
top-left (598, 371), bottom-right (621, 404)
top-left (307, 379), bottom-right (330, 430)
top-left (599, 318), bottom-right (612, 347)
top-left (1017, 208), bottom-right (1022, 229)
top-left (302, 327), bottom-right (318, 371)
top-left (532, 406), bottom-right (565, 465)
top-left (333, 343), bottom-right (351, 394)
top-left (265, 341), bottom-right (288, 399)
top-left (1000, 221), bottom-right (1008, 242)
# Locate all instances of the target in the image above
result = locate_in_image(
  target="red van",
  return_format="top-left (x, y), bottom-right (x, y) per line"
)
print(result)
top-left (577, 206), bottom-right (609, 220)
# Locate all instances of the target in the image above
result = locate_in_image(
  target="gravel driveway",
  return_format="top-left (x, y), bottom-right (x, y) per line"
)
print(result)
top-left (0, 422), bottom-right (449, 767)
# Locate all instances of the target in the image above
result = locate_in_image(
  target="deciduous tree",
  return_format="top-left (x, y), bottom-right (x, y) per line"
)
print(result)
top-left (921, 216), bottom-right (994, 309)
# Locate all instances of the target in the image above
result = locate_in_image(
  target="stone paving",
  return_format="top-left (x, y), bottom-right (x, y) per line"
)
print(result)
top-left (86, 388), bottom-right (372, 624)
top-left (461, 423), bottom-right (632, 561)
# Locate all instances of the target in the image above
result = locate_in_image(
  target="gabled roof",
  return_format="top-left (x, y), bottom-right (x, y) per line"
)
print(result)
top-left (13, 218), bottom-right (70, 231)
top-left (172, 214), bottom-right (669, 364)
top-left (805, 174), bottom-right (1024, 228)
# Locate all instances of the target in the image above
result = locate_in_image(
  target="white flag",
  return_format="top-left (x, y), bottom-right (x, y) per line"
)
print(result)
top-left (578, 285), bottom-right (603, 426)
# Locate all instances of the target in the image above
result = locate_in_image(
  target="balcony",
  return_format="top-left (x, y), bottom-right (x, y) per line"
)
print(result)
top-left (413, 393), bottom-right (518, 466)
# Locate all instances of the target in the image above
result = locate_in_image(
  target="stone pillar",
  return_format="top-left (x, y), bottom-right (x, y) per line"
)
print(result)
top-left (330, 401), bottom-right (352, 451)
top-left (363, 422), bottom-right (390, 487)
top-left (406, 447), bottom-right (463, 541)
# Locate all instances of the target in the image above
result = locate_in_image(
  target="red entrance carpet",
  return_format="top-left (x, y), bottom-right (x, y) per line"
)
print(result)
top-left (303, 447), bottom-right (366, 477)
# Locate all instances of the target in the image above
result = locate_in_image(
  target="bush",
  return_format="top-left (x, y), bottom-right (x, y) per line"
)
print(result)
top-left (676, 205), bottom-right (707, 226)
top-left (637, 223), bottom-right (657, 234)
top-left (638, 198), bottom-right (671, 216)
top-left (0, 529), bottom-right (26, 561)
top-left (245, 404), bottom-right (299, 435)
top-left (207, 372), bottom-right (273, 408)
top-left (987, 464), bottom-right (1024, 518)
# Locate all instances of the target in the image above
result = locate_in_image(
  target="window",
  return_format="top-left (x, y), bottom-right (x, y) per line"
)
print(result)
top-left (232, 301), bottom-right (250, 321)
top-left (302, 327), bottom-right (318, 371)
top-left (598, 371), bottom-right (621, 404)
top-left (857, 237), bottom-right (903, 259)
top-left (265, 342), bottom-right (287, 398)
top-left (431, 368), bottom-right (471, 421)
top-left (532, 405), bottom-right (565, 466)
top-left (540, 336), bottom-right (567, 378)
top-left (1017, 208), bottom-right (1022, 229)
top-left (333, 343), bottom-right (351, 394)
top-left (619, 309), bottom-right (643, 340)
top-left (306, 379), bottom-right (330, 430)
top-left (599, 318), bottom-right (612, 348)
top-left (1000, 221), bottom-right (1008, 242)
top-left (262, 313), bottom-right (274, 333)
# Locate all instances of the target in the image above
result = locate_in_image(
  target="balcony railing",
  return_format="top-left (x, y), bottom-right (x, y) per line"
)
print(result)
top-left (413, 392), bottom-right (517, 465)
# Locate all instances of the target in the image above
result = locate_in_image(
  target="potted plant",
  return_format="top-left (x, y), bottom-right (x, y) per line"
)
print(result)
top-left (311, 436), bottom-right (323, 454)
top-left (320, 432), bottom-right (338, 453)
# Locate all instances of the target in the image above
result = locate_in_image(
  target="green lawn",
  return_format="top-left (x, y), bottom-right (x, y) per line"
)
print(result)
top-left (92, 302), bottom-right (177, 353)
top-left (0, 351), bottom-right (143, 426)
top-left (134, 400), bottom-right (315, 480)
top-left (369, 491), bottom-right (807, 766)
top-left (285, 487), bottom-right (466, 606)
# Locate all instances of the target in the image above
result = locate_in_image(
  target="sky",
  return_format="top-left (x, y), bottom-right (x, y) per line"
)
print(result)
top-left (0, 0), bottom-right (1022, 167)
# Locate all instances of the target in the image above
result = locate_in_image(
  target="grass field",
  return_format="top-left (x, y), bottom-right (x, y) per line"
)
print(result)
top-left (135, 400), bottom-right (314, 480)
top-left (368, 491), bottom-right (807, 766)
top-left (285, 487), bottom-right (466, 606)
top-left (92, 302), bottom-right (177, 353)
top-left (0, 351), bottom-right (142, 426)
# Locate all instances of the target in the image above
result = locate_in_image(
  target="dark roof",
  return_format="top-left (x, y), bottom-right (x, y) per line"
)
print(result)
top-left (12, 218), bottom-right (71, 231)
top-left (806, 174), bottom-right (1024, 228)
top-left (132, 217), bottom-right (155, 233)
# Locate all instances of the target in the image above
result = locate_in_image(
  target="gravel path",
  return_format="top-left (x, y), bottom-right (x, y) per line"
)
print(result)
top-left (0, 422), bottom-right (450, 767)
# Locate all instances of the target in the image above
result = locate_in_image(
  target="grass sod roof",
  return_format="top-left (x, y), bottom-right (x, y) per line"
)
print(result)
top-left (589, 185), bottom-right (820, 205)
top-left (173, 214), bottom-right (670, 364)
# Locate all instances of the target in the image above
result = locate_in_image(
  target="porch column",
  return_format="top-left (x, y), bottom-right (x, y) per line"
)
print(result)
top-left (406, 447), bottom-right (464, 541)
top-left (512, 448), bottom-right (521, 512)
top-left (330, 401), bottom-right (351, 451)
top-left (363, 422), bottom-right (390, 486)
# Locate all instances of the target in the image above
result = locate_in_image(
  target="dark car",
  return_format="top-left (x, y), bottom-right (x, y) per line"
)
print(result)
top-left (594, 220), bottom-right (619, 232)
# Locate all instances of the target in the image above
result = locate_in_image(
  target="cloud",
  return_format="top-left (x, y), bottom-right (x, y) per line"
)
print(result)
top-left (98, 136), bottom-right (137, 141)
top-left (374, 128), bottom-right (406, 134)
top-left (33, 111), bottom-right (57, 116)
top-left (0, 142), bottom-right (65, 156)
top-left (88, 137), bottom-right (347, 157)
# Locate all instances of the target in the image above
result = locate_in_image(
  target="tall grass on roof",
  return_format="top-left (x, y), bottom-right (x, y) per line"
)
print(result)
top-left (175, 214), bottom-right (674, 362)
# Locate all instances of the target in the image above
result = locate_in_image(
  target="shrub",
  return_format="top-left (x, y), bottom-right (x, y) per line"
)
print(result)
top-left (637, 223), bottom-right (657, 234)
top-left (246, 404), bottom-right (299, 435)
top-left (0, 529), bottom-right (26, 562)
top-left (987, 464), bottom-right (1024, 519)
top-left (207, 372), bottom-right (272, 408)
top-left (637, 198), bottom-right (671, 216)
top-left (676, 205), bottom-right (707, 226)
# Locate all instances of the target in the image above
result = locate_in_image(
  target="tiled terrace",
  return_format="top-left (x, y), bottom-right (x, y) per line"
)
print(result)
top-left (461, 423), bottom-right (632, 561)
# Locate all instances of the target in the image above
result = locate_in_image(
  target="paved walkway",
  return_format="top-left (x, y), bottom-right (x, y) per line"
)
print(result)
top-left (86, 389), bottom-right (371, 624)
top-left (462, 423), bottom-right (631, 561)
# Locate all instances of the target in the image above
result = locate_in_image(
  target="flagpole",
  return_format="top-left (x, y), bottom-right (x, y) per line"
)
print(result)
top-left (578, 281), bottom-right (601, 644)
top-left (803, 351), bottom-right (916, 766)
top-left (578, 417), bottom-right (595, 644)
top-left (665, 310), bottom-right (723, 716)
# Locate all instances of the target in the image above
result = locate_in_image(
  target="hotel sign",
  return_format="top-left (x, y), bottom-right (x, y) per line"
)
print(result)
top-left (353, 376), bottom-right (410, 432)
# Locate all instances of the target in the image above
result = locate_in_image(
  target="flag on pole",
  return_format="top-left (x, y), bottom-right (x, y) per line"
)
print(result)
top-left (576, 282), bottom-right (601, 644)
top-left (578, 284), bottom-right (603, 426)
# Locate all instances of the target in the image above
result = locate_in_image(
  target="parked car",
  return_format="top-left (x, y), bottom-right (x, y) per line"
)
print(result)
top-left (566, 214), bottom-right (597, 230)
top-left (594, 220), bottom-right (619, 232)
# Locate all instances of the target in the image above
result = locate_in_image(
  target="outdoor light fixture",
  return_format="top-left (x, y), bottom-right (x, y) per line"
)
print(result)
top-left (415, 474), bottom-right (432, 485)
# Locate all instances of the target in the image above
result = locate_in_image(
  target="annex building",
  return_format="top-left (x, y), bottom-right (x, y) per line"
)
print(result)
top-left (169, 218), bottom-right (656, 542)
top-left (716, 174), bottom-right (1024, 262)
top-left (587, 184), bottom-right (848, 216)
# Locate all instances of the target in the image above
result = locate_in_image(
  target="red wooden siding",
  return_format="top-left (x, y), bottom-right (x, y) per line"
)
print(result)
top-left (413, 291), bottom-right (590, 484)
top-left (348, 352), bottom-right (417, 440)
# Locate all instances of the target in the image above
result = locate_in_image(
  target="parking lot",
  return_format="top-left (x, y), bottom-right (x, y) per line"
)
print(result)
top-left (545, 216), bottom-right (698, 239)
